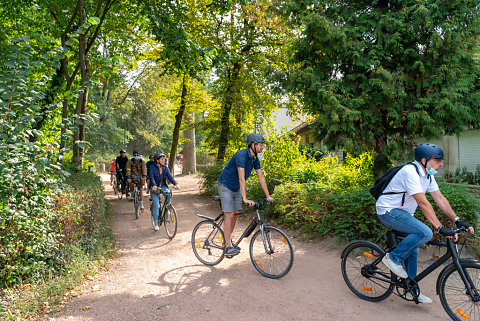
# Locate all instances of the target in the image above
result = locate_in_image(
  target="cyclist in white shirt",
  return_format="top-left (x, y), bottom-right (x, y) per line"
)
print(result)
top-left (377, 143), bottom-right (474, 303)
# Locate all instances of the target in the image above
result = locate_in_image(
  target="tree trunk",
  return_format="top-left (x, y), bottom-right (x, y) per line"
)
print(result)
top-left (73, 4), bottom-right (90, 168)
top-left (216, 61), bottom-right (242, 161)
top-left (182, 110), bottom-right (196, 174)
top-left (168, 74), bottom-right (187, 174)
top-left (373, 134), bottom-right (389, 179)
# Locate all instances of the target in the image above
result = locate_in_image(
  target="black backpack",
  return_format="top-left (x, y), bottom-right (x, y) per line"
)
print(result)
top-left (369, 162), bottom-right (421, 206)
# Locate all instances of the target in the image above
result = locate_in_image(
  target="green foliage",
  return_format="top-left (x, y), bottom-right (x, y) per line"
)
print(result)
top-left (299, 144), bottom-right (327, 162)
top-left (0, 39), bottom-right (112, 294)
top-left (444, 165), bottom-right (480, 186)
top-left (200, 160), bottom-right (225, 195)
top-left (427, 181), bottom-right (480, 231)
top-left (272, 154), bottom-right (480, 242)
top-left (282, 0), bottom-right (480, 170)
top-left (1, 171), bottom-right (114, 319)
top-left (0, 39), bottom-right (66, 286)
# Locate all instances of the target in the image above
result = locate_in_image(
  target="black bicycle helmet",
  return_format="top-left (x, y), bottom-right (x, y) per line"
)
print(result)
top-left (414, 143), bottom-right (444, 161)
top-left (132, 149), bottom-right (140, 155)
top-left (246, 133), bottom-right (265, 146)
top-left (120, 149), bottom-right (126, 154)
top-left (154, 153), bottom-right (166, 160)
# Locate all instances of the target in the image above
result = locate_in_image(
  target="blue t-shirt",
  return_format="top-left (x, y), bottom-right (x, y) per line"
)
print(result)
top-left (217, 148), bottom-right (261, 192)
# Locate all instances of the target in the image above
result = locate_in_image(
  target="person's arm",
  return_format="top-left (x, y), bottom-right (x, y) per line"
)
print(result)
top-left (165, 167), bottom-right (178, 187)
top-left (255, 169), bottom-right (273, 202)
top-left (125, 159), bottom-right (132, 177)
top-left (149, 167), bottom-right (158, 191)
top-left (237, 167), bottom-right (254, 206)
top-left (412, 193), bottom-right (442, 230)
top-left (141, 160), bottom-right (147, 178)
top-left (430, 190), bottom-right (475, 234)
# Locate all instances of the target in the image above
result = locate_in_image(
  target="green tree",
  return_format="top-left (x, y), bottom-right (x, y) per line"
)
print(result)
top-left (282, 0), bottom-right (480, 175)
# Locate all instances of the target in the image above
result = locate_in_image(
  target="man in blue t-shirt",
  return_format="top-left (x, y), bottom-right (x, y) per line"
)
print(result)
top-left (217, 133), bottom-right (274, 256)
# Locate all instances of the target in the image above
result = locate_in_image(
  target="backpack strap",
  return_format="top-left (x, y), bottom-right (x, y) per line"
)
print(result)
top-left (381, 162), bottom-right (422, 206)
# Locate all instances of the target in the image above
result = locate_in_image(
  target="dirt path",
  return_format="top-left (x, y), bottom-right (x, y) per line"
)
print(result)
top-left (49, 174), bottom-right (449, 321)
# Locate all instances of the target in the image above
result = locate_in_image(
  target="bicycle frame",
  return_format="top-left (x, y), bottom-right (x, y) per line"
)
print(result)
top-left (231, 205), bottom-right (273, 253)
top-left (379, 230), bottom-right (479, 300)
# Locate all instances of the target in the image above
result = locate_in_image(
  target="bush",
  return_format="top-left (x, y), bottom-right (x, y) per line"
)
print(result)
top-left (273, 154), bottom-right (480, 242)
top-left (1, 170), bottom-right (114, 319)
top-left (200, 160), bottom-right (225, 195)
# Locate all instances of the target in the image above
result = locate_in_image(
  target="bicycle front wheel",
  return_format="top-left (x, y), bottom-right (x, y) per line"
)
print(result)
top-left (164, 205), bottom-right (178, 239)
top-left (117, 182), bottom-right (123, 199)
top-left (191, 220), bottom-right (225, 266)
top-left (249, 226), bottom-right (294, 279)
top-left (439, 261), bottom-right (480, 321)
top-left (341, 241), bottom-right (394, 302)
top-left (113, 180), bottom-right (118, 195)
top-left (134, 192), bottom-right (140, 219)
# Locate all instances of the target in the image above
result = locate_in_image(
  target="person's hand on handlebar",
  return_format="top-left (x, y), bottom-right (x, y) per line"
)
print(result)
top-left (438, 226), bottom-right (459, 242)
top-left (243, 199), bottom-right (255, 207)
top-left (173, 185), bottom-right (180, 190)
top-left (152, 185), bottom-right (157, 192)
top-left (455, 219), bottom-right (475, 235)
top-left (266, 196), bottom-right (274, 203)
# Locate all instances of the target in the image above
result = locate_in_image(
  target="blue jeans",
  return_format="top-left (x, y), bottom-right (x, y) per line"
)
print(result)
top-left (378, 209), bottom-right (433, 278)
top-left (151, 186), bottom-right (169, 222)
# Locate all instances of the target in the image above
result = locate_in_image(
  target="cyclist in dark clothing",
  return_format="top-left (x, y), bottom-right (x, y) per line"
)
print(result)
top-left (115, 150), bottom-right (129, 194)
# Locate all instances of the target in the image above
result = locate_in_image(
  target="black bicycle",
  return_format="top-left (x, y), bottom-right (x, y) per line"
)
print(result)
top-left (341, 227), bottom-right (480, 321)
top-left (130, 175), bottom-right (143, 219)
top-left (192, 196), bottom-right (294, 279)
top-left (116, 171), bottom-right (128, 200)
top-left (149, 187), bottom-right (178, 239)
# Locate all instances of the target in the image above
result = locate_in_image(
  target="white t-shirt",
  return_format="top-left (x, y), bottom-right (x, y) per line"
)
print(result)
top-left (376, 161), bottom-right (439, 215)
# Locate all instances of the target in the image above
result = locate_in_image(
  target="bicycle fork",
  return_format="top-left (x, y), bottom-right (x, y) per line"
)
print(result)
top-left (449, 241), bottom-right (480, 301)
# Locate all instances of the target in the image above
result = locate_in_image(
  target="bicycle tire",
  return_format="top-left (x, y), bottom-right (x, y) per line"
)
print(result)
top-left (341, 240), bottom-right (394, 302)
top-left (134, 191), bottom-right (140, 219)
top-left (113, 179), bottom-right (118, 195)
top-left (249, 226), bottom-right (294, 279)
top-left (150, 200), bottom-right (156, 229)
top-left (191, 220), bottom-right (225, 266)
top-left (164, 205), bottom-right (177, 239)
top-left (117, 182), bottom-right (123, 199)
top-left (438, 261), bottom-right (480, 321)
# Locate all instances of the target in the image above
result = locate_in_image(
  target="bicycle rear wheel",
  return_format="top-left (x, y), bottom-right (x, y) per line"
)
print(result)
top-left (341, 241), bottom-right (394, 302)
top-left (164, 205), bottom-right (177, 239)
top-left (438, 261), bottom-right (480, 321)
top-left (249, 226), bottom-right (294, 279)
top-left (191, 220), bottom-right (225, 266)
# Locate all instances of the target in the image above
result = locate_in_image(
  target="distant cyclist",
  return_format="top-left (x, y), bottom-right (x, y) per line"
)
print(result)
top-left (145, 155), bottom-right (155, 195)
top-left (217, 133), bottom-right (274, 256)
top-left (377, 143), bottom-right (475, 303)
top-left (126, 149), bottom-right (147, 211)
top-left (115, 150), bottom-right (128, 194)
top-left (148, 153), bottom-right (179, 230)
top-left (109, 158), bottom-right (116, 185)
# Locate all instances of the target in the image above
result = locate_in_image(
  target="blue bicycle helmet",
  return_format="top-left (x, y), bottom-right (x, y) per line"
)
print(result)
top-left (414, 143), bottom-right (444, 161)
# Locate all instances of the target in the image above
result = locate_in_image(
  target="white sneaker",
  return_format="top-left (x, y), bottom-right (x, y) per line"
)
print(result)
top-left (382, 253), bottom-right (408, 278)
top-left (140, 204), bottom-right (144, 211)
top-left (405, 292), bottom-right (432, 303)
top-left (154, 225), bottom-right (160, 231)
